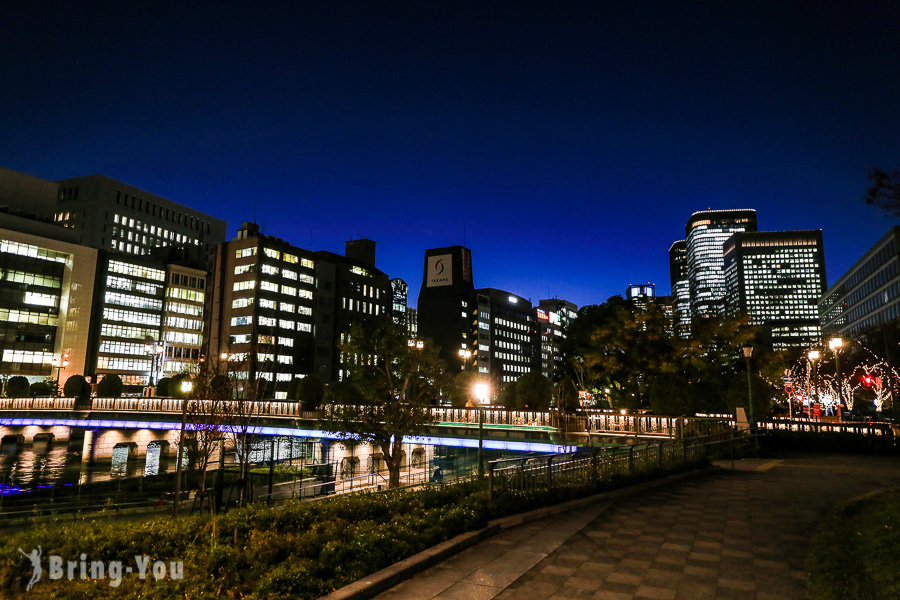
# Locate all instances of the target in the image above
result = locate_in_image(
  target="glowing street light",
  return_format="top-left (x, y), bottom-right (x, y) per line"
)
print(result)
top-left (829, 337), bottom-right (844, 414)
top-left (173, 378), bottom-right (193, 518)
top-left (808, 349), bottom-right (820, 415)
top-left (742, 345), bottom-right (754, 426)
top-left (473, 381), bottom-right (490, 480)
top-left (474, 382), bottom-right (489, 404)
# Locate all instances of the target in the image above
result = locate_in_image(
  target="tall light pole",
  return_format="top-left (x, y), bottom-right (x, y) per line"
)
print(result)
top-left (474, 382), bottom-right (489, 480)
top-left (829, 337), bottom-right (843, 417)
top-left (742, 345), bottom-right (754, 427)
top-left (808, 350), bottom-right (820, 416)
top-left (458, 348), bottom-right (472, 371)
top-left (173, 378), bottom-right (193, 517)
top-left (52, 353), bottom-right (69, 393)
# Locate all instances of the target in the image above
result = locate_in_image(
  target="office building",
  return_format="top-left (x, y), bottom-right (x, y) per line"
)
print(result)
top-left (685, 209), bottom-right (757, 319)
top-left (535, 299), bottom-right (578, 380)
top-left (820, 226), bottom-right (900, 350)
top-left (626, 284), bottom-right (656, 310)
top-left (53, 174), bottom-right (227, 269)
top-left (723, 230), bottom-right (826, 350)
top-left (391, 278), bottom-right (409, 329)
top-left (417, 246), bottom-right (477, 369)
top-left (0, 227), bottom-right (98, 386)
top-left (313, 239), bottom-right (391, 382)
top-left (88, 253), bottom-right (208, 391)
top-left (206, 224), bottom-right (390, 390)
top-left (474, 289), bottom-right (537, 385)
top-left (668, 240), bottom-right (691, 337)
top-left (0, 168), bottom-right (98, 386)
top-left (206, 222), bottom-right (317, 394)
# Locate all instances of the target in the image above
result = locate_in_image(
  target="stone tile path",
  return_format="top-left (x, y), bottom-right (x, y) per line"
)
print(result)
top-left (375, 455), bottom-right (900, 600)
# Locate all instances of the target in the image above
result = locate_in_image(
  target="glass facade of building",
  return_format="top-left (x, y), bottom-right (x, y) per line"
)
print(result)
top-left (723, 230), bottom-right (826, 350)
top-left (820, 226), bottom-right (900, 343)
top-left (668, 239), bottom-right (691, 337)
top-left (0, 233), bottom-right (97, 382)
top-left (685, 209), bottom-right (757, 319)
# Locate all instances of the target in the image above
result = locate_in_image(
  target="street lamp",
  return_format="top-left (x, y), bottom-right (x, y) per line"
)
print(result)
top-left (458, 348), bottom-right (472, 371)
top-left (173, 378), bottom-right (193, 517)
top-left (807, 350), bottom-right (820, 417)
top-left (474, 383), bottom-right (489, 480)
top-left (144, 341), bottom-right (164, 387)
top-left (829, 337), bottom-right (843, 416)
top-left (52, 353), bottom-right (69, 393)
top-left (742, 345), bottom-right (754, 427)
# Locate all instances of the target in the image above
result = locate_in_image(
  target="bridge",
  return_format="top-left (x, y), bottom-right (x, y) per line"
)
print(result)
top-left (0, 397), bottom-right (889, 468)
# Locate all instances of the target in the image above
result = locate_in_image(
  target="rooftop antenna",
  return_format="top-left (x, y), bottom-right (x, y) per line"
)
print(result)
top-left (463, 223), bottom-right (466, 247)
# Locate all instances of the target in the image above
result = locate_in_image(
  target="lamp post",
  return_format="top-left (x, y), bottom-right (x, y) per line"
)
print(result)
top-left (458, 348), bottom-right (472, 371)
top-left (52, 354), bottom-right (69, 393)
top-left (474, 382), bottom-right (489, 480)
top-left (829, 337), bottom-right (843, 416)
top-left (742, 345), bottom-right (754, 427)
top-left (808, 350), bottom-right (820, 417)
top-left (172, 378), bottom-right (193, 517)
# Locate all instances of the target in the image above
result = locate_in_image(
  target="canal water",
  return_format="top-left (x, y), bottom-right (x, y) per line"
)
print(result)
top-left (0, 435), bottom-right (547, 498)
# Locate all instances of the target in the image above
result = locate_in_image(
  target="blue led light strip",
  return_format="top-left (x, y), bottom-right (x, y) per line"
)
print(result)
top-left (0, 418), bottom-right (576, 453)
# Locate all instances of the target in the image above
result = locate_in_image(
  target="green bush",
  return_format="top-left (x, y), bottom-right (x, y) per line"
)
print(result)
top-left (63, 374), bottom-right (92, 401)
top-left (4, 376), bottom-right (29, 398)
top-left (97, 373), bottom-right (124, 397)
top-left (156, 377), bottom-right (171, 397)
top-left (28, 381), bottom-right (53, 397)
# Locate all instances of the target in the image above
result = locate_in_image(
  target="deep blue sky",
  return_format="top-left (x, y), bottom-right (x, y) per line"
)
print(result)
top-left (2, 2), bottom-right (899, 308)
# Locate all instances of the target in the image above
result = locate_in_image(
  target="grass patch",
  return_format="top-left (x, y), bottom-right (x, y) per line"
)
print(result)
top-left (808, 489), bottom-right (900, 600)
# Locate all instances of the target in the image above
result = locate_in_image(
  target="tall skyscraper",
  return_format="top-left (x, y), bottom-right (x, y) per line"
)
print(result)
top-left (723, 230), bottom-right (826, 350)
top-left (668, 240), bottom-right (690, 337)
top-left (685, 209), bottom-right (757, 319)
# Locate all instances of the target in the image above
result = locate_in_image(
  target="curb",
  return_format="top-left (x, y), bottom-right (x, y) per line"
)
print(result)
top-left (320, 464), bottom-right (719, 600)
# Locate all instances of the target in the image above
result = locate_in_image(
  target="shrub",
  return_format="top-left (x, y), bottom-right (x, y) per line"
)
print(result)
top-left (97, 374), bottom-right (123, 397)
top-left (156, 377), bottom-right (171, 397)
top-left (63, 375), bottom-right (91, 401)
top-left (4, 376), bottom-right (29, 398)
top-left (28, 382), bottom-right (52, 397)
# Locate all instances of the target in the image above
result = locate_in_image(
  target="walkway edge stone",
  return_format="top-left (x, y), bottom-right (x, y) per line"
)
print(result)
top-left (320, 465), bottom-right (719, 600)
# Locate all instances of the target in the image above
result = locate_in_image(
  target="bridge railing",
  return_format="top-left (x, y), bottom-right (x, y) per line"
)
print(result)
top-left (428, 407), bottom-right (552, 427)
top-left (487, 434), bottom-right (721, 499)
top-left (760, 419), bottom-right (892, 436)
top-left (0, 397), bottom-right (76, 411)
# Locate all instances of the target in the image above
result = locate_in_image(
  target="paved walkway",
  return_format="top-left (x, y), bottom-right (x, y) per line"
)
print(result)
top-left (374, 455), bottom-right (900, 600)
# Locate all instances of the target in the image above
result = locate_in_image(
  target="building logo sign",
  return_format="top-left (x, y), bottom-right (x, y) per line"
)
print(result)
top-left (426, 254), bottom-right (452, 287)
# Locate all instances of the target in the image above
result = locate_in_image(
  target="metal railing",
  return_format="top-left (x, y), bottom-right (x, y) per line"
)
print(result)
top-left (0, 397), bottom-right (76, 411)
top-left (760, 419), bottom-right (892, 436)
top-left (487, 435), bottom-right (719, 500)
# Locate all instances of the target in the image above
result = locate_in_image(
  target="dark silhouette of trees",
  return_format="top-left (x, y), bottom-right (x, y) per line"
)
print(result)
top-left (864, 166), bottom-right (900, 219)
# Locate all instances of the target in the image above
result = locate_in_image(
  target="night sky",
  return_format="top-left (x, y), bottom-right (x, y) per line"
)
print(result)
top-left (2, 2), bottom-right (899, 308)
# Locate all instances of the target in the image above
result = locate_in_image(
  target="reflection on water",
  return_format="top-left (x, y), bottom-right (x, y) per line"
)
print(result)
top-left (0, 439), bottom-right (177, 497)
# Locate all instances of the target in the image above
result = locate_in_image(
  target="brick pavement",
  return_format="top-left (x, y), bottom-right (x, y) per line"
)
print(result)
top-left (374, 455), bottom-right (900, 600)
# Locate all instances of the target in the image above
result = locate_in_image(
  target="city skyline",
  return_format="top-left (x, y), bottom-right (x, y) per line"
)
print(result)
top-left (2, 3), bottom-right (899, 307)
